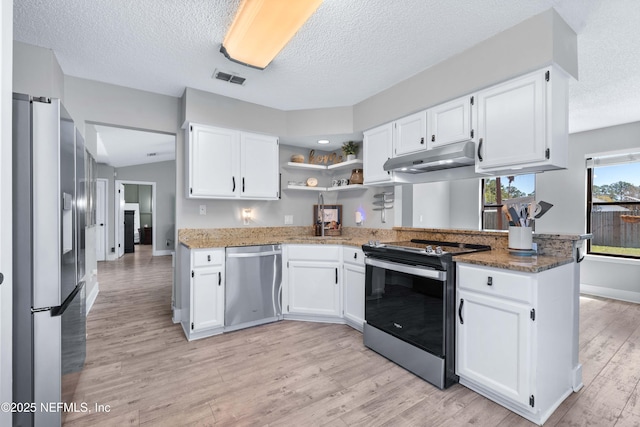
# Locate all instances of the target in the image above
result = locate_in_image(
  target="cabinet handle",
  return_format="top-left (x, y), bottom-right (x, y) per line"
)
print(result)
top-left (218, 272), bottom-right (221, 286)
top-left (477, 138), bottom-right (483, 162)
top-left (207, 254), bottom-right (211, 262)
top-left (232, 177), bottom-right (236, 192)
top-left (354, 253), bottom-right (357, 260)
top-left (420, 137), bottom-right (425, 145)
top-left (487, 276), bottom-right (493, 286)
top-left (335, 268), bottom-right (338, 284)
top-left (242, 177), bottom-right (245, 192)
top-left (431, 135), bottom-right (435, 142)
top-left (458, 299), bottom-right (464, 324)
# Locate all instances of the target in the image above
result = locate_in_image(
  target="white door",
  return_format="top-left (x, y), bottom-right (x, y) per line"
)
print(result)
top-left (475, 69), bottom-right (547, 171)
top-left (456, 290), bottom-right (533, 406)
top-left (117, 183), bottom-right (125, 258)
top-left (240, 132), bottom-right (279, 199)
top-left (363, 123), bottom-right (394, 184)
top-left (343, 263), bottom-right (365, 328)
top-left (95, 179), bottom-right (107, 261)
top-left (288, 261), bottom-right (340, 317)
top-left (394, 110), bottom-right (427, 156)
top-left (191, 266), bottom-right (224, 331)
top-left (428, 95), bottom-right (474, 148)
top-left (188, 124), bottom-right (238, 198)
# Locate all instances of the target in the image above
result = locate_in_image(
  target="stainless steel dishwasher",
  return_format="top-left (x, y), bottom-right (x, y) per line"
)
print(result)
top-left (225, 244), bottom-right (282, 332)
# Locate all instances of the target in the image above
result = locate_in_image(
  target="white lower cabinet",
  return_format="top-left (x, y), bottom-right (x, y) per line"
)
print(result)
top-left (180, 246), bottom-right (225, 341)
top-left (456, 262), bottom-right (576, 425)
top-left (283, 245), bottom-right (341, 321)
top-left (342, 247), bottom-right (365, 331)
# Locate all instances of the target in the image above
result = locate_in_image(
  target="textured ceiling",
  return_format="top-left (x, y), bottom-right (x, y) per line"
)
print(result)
top-left (94, 125), bottom-right (175, 168)
top-left (13, 0), bottom-right (640, 158)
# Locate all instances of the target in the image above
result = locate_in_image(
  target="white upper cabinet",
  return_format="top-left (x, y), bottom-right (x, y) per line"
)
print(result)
top-left (363, 123), bottom-right (394, 185)
top-left (186, 123), bottom-right (279, 200)
top-left (240, 132), bottom-right (280, 199)
top-left (394, 110), bottom-right (427, 156)
top-left (475, 67), bottom-right (569, 174)
top-left (188, 124), bottom-right (239, 198)
top-left (427, 95), bottom-right (475, 148)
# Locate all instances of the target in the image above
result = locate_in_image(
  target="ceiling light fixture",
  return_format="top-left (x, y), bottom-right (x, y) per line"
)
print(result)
top-left (317, 139), bottom-right (330, 145)
top-left (220, 0), bottom-right (323, 70)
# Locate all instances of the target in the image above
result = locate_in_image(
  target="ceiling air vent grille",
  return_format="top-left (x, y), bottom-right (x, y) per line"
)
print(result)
top-left (213, 69), bottom-right (246, 85)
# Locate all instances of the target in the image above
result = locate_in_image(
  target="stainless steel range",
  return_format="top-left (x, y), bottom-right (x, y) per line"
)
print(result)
top-left (361, 239), bottom-right (490, 389)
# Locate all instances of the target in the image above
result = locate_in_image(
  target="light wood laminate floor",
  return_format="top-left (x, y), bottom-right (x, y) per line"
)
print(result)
top-left (65, 245), bottom-right (640, 426)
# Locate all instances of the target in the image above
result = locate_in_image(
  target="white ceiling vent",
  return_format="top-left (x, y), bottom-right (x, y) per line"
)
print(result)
top-left (213, 69), bottom-right (246, 86)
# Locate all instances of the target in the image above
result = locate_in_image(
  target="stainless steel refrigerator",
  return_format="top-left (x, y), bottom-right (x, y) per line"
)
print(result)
top-left (12, 93), bottom-right (86, 427)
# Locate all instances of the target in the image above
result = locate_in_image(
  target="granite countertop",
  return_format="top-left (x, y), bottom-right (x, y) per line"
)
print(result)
top-left (180, 235), bottom-right (369, 249)
top-left (180, 230), bottom-right (576, 273)
top-left (454, 249), bottom-right (574, 273)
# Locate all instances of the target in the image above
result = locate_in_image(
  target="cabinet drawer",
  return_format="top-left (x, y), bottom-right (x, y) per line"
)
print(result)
top-left (457, 264), bottom-right (534, 304)
top-left (192, 249), bottom-right (224, 267)
top-left (286, 244), bottom-right (341, 261)
top-left (343, 247), bottom-right (365, 266)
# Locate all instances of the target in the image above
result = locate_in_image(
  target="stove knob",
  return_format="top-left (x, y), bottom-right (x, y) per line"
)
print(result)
top-left (425, 245), bottom-right (433, 254)
top-left (435, 246), bottom-right (443, 255)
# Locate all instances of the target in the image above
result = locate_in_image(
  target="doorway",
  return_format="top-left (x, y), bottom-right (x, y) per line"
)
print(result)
top-left (114, 180), bottom-right (157, 257)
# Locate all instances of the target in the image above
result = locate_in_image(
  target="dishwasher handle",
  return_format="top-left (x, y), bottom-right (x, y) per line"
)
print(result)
top-left (226, 249), bottom-right (282, 258)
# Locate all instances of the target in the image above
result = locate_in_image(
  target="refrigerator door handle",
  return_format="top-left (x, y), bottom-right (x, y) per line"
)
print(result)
top-left (51, 282), bottom-right (84, 317)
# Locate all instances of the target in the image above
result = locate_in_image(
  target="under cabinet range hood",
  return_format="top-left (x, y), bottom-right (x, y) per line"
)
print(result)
top-left (383, 141), bottom-right (476, 174)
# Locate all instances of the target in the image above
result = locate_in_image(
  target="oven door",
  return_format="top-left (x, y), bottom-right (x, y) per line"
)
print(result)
top-left (365, 257), bottom-right (446, 357)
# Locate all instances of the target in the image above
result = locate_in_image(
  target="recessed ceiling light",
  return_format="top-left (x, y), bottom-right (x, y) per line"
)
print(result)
top-left (317, 139), bottom-right (330, 144)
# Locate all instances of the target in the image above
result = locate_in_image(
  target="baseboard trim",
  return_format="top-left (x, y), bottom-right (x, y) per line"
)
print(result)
top-left (580, 284), bottom-right (640, 304)
top-left (86, 283), bottom-right (99, 314)
top-left (153, 249), bottom-right (173, 256)
top-left (172, 308), bottom-right (181, 324)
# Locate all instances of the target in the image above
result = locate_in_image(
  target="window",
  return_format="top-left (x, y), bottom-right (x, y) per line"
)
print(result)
top-left (587, 153), bottom-right (640, 258)
top-left (482, 175), bottom-right (536, 230)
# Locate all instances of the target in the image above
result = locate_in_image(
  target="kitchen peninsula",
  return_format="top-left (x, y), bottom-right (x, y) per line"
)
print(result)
top-left (177, 225), bottom-right (589, 425)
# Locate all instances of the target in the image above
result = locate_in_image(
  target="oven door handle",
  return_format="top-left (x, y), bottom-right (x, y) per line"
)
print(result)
top-left (365, 258), bottom-right (446, 281)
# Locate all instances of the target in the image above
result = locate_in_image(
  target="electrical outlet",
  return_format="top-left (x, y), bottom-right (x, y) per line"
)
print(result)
top-left (284, 215), bottom-right (293, 225)
top-left (199, 205), bottom-right (206, 215)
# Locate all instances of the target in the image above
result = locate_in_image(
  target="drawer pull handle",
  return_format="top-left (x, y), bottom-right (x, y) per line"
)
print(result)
top-left (207, 254), bottom-right (211, 262)
top-left (354, 253), bottom-right (357, 259)
top-left (458, 299), bottom-right (464, 324)
top-left (487, 276), bottom-right (493, 286)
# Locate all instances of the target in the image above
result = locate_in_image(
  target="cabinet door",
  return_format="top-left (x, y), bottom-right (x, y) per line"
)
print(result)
top-left (456, 289), bottom-right (533, 406)
top-left (287, 261), bottom-right (340, 317)
top-left (241, 132), bottom-right (280, 199)
top-left (343, 263), bottom-right (365, 328)
top-left (363, 123), bottom-right (394, 184)
top-left (428, 95), bottom-right (474, 148)
top-left (191, 266), bottom-right (224, 331)
top-left (394, 111), bottom-right (427, 156)
top-left (475, 70), bottom-right (547, 171)
top-left (188, 125), bottom-right (239, 198)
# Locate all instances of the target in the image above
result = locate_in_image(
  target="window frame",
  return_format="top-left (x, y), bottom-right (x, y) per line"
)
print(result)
top-left (481, 175), bottom-right (536, 231)
top-left (586, 167), bottom-right (640, 260)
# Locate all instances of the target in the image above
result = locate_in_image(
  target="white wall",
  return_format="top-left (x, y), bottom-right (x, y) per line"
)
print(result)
top-left (412, 181), bottom-right (451, 228)
top-left (0, 0), bottom-right (12, 421)
top-left (13, 41), bottom-right (64, 101)
top-left (535, 121), bottom-right (640, 301)
top-left (353, 9), bottom-right (577, 132)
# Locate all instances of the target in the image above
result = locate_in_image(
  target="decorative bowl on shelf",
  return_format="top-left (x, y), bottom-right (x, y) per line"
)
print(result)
top-left (291, 154), bottom-right (305, 163)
